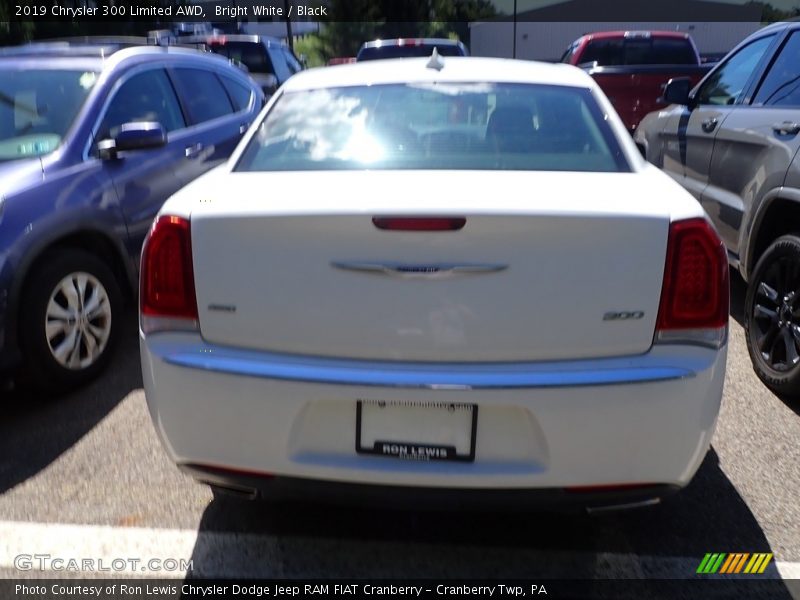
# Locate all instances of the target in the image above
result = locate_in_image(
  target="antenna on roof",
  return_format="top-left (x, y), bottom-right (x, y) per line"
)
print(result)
top-left (426, 47), bottom-right (445, 71)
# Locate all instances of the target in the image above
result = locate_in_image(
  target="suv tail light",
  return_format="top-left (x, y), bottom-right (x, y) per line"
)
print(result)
top-left (140, 215), bottom-right (198, 334)
top-left (655, 218), bottom-right (729, 348)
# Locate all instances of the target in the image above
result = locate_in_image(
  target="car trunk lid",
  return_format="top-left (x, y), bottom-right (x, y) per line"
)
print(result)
top-left (188, 170), bottom-right (674, 362)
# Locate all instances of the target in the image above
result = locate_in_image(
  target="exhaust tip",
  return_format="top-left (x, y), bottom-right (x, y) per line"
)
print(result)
top-left (586, 497), bottom-right (661, 514)
top-left (208, 482), bottom-right (259, 501)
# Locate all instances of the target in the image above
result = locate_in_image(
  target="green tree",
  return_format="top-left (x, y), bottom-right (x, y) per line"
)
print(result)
top-left (315, 0), bottom-right (384, 58)
top-left (746, 1), bottom-right (800, 23)
top-left (0, 0), bottom-right (35, 44)
top-left (429, 0), bottom-right (496, 42)
top-left (318, 22), bottom-right (382, 59)
top-left (293, 34), bottom-right (326, 67)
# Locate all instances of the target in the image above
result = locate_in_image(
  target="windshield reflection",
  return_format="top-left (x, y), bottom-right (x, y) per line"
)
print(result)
top-left (236, 82), bottom-right (628, 173)
top-left (0, 69), bottom-right (97, 162)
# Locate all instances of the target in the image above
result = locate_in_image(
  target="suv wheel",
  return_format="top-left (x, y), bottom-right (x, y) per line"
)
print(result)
top-left (19, 249), bottom-right (122, 393)
top-left (745, 234), bottom-right (800, 397)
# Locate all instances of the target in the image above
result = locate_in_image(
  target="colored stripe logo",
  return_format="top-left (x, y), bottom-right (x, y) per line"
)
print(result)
top-left (697, 553), bottom-right (773, 574)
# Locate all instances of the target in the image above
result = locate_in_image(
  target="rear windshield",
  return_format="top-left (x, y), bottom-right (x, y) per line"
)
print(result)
top-left (236, 83), bottom-right (628, 173)
top-left (579, 38), bottom-right (697, 66)
top-left (0, 68), bottom-right (97, 162)
top-left (208, 41), bottom-right (275, 75)
top-left (357, 44), bottom-right (465, 61)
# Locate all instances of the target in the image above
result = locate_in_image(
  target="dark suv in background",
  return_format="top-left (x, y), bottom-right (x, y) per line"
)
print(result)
top-left (356, 38), bottom-right (469, 61)
top-left (182, 34), bottom-right (303, 95)
top-left (0, 41), bottom-right (263, 391)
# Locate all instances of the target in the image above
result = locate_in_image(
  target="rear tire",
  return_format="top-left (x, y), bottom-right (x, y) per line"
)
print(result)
top-left (744, 234), bottom-right (800, 398)
top-left (19, 249), bottom-right (122, 394)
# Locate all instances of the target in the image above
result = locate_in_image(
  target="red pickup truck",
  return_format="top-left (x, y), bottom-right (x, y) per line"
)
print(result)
top-left (561, 31), bottom-right (713, 131)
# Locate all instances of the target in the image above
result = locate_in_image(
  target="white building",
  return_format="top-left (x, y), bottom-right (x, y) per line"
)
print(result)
top-left (470, 0), bottom-right (763, 61)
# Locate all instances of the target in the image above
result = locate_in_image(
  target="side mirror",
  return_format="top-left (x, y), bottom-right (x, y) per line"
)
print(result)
top-left (98, 121), bottom-right (166, 160)
top-left (661, 77), bottom-right (692, 106)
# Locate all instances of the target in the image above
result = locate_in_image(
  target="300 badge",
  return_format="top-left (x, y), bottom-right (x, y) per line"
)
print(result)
top-left (603, 310), bottom-right (645, 321)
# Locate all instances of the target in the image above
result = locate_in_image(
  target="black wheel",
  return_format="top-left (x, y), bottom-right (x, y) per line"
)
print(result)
top-left (19, 249), bottom-right (122, 393)
top-left (745, 234), bottom-right (800, 397)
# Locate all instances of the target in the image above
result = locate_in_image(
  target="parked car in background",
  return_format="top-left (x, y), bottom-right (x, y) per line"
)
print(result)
top-left (141, 57), bottom-right (728, 511)
top-left (181, 34), bottom-right (303, 95)
top-left (328, 57), bottom-right (357, 66)
top-left (635, 21), bottom-right (800, 398)
top-left (561, 31), bottom-right (712, 131)
top-left (0, 40), bottom-right (263, 391)
top-left (356, 38), bottom-right (468, 61)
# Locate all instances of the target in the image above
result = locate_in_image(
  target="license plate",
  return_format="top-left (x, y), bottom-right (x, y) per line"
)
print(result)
top-left (356, 400), bottom-right (477, 462)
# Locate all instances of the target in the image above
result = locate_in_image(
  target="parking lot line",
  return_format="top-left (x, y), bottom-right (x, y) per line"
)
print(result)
top-left (0, 519), bottom-right (797, 580)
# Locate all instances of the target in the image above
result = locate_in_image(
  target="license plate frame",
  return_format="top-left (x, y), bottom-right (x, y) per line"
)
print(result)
top-left (355, 400), bottom-right (478, 463)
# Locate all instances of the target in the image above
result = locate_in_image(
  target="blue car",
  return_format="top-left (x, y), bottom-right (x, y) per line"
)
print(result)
top-left (0, 41), bottom-right (263, 391)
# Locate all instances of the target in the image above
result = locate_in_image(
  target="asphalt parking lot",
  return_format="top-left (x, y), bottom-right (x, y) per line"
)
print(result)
top-left (0, 271), bottom-right (799, 595)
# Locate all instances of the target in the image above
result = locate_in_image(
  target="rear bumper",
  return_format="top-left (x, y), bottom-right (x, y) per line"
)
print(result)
top-left (159, 343), bottom-right (696, 389)
top-left (142, 332), bottom-right (726, 495)
top-left (183, 463), bottom-right (679, 512)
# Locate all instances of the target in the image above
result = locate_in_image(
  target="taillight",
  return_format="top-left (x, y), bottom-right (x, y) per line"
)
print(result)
top-left (372, 217), bottom-right (466, 231)
top-left (655, 218), bottom-right (729, 348)
top-left (140, 215), bottom-right (198, 334)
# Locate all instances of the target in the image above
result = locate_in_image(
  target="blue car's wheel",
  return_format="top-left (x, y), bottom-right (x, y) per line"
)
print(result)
top-left (20, 249), bottom-right (122, 393)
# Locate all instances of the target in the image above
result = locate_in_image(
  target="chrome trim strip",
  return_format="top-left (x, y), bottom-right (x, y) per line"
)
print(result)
top-left (160, 345), bottom-right (695, 389)
top-left (331, 261), bottom-right (508, 279)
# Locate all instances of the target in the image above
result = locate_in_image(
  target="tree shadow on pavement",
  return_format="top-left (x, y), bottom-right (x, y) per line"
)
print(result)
top-left (185, 449), bottom-right (794, 598)
top-left (0, 308), bottom-right (142, 494)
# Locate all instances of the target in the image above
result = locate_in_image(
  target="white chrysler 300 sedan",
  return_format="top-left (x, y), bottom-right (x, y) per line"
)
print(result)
top-left (140, 56), bottom-right (729, 511)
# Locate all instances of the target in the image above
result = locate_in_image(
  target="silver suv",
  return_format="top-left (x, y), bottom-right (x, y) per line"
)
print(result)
top-left (636, 21), bottom-right (800, 397)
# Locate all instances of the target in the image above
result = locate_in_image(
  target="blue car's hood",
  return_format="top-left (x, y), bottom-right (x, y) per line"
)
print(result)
top-left (0, 158), bottom-right (44, 199)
